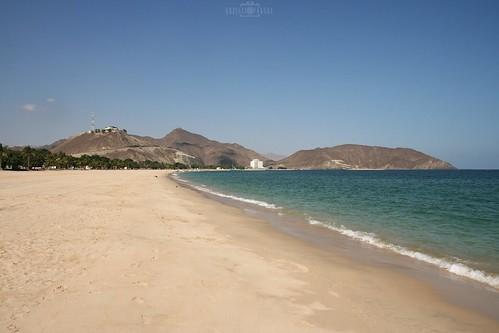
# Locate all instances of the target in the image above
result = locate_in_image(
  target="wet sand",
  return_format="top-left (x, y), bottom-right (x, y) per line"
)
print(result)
top-left (0, 170), bottom-right (498, 332)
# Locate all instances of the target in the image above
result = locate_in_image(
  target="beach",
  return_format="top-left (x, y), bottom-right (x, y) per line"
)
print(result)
top-left (0, 170), bottom-right (498, 333)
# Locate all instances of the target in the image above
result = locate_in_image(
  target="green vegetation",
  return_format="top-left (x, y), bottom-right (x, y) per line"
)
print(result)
top-left (0, 143), bottom-right (3, 170)
top-left (0, 145), bottom-right (188, 171)
top-left (0, 144), bottom-right (250, 171)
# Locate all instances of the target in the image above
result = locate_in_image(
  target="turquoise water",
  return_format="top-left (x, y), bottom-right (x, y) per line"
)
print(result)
top-left (176, 170), bottom-right (499, 288)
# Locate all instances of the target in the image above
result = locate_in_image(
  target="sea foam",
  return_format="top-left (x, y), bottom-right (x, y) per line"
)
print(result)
top-left (173, 174), bottom-right (280, 209)
top-left (193, 185), bottom-right (280, 209)
top-left (307, 219), bottom-right (499, 290)
top-left (173, 172), bottom-right (499, 290)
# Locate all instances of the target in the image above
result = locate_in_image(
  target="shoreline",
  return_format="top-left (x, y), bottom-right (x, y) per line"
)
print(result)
top-left (173, 171), bottom-right (499, 288)
top-left (172, 171), bottom-right (499, 320)
top-left (1, 170), bottom-right (498, 332)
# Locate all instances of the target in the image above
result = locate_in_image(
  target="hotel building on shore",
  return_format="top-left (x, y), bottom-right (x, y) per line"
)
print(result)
top-left (250, 159), bottom-right (264, 169)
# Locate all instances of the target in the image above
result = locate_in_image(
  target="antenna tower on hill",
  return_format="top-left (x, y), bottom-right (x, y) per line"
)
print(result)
top-left (90, 112), bottom-right (96, 132)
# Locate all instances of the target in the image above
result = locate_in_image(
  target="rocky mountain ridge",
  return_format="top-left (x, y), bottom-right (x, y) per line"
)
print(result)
top-left (46, 128), bottom-right (455, 169)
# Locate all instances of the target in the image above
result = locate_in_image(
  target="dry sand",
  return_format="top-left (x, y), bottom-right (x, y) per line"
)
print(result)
top-left (0, 170), bottom-right (497, 332)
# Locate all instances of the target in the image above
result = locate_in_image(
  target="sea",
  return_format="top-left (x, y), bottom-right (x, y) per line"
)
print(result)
top-left (175, 169), bottom-right (499, 290)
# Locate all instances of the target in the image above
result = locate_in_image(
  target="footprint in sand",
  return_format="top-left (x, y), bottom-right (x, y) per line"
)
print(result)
top-left (141, 314), bottom-right (152, 325)
top-left (131, 296), bottom-right (145, 304)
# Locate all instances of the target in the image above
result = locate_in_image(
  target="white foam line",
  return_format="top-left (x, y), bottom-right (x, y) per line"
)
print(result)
top-left (173, 173), bottom-right (499, 289)
top-left (173, 174), bottom-right (280, 209)
top-left (193, 185), bottom-right (281, 209)
top-left (307, 219), bottom-right (499, 289)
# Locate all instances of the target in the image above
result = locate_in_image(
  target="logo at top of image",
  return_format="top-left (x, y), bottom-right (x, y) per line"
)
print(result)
top-left (226, 1), bottom-right (273, 18)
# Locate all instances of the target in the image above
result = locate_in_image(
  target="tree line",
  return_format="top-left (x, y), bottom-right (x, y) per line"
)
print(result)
top-left (0, 144), bottom-right (189, 171)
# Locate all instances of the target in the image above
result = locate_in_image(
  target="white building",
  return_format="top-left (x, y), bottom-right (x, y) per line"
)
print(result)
top-left (90, 125), bottom-right (126, 134)
top-left (103, 126), bottom-right (119, 133)
top-left (250, 159), bottom-right (264, 169)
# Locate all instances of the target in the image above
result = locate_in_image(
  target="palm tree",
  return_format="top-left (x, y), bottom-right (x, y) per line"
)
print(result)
top-left (0, 143), bottom-right (3, 170)
top-left (22, 146), bottom-right (32, 171)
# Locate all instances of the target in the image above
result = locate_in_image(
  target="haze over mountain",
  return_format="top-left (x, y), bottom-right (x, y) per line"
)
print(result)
top-left (274, 145), bottom-right (455, 170)
top-left (47, 128), bottom-right (454, 169)
top-left (263, 153), bottom-right (287, 161)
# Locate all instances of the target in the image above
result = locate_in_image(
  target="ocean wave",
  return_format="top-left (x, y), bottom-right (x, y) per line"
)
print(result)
top-left (173, 173), bottom-right (499, 289)
top-left (174, 174), bottom-right (280, 209)
top-left (193, 185), bottom-right (280, 209)
top-left (307, 219), bottom-right (499, 289)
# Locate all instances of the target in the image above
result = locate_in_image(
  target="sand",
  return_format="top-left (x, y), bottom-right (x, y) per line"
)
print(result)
top-left (0, 170), bottom-right (497, 332)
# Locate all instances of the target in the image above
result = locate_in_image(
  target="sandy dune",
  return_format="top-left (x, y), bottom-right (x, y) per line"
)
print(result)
top-left (0, 170), bottom-right (497, 332)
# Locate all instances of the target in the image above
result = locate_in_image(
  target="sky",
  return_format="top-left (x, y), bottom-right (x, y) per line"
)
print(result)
top-left (1, 0), bottom-right (498, 168)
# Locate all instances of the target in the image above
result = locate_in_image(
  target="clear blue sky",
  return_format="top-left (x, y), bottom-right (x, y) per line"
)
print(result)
top-left (1, 0), bottom-right (498, 168)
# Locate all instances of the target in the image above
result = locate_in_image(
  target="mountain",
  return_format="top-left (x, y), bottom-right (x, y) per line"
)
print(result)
top-left (40, 138), bottom-right (68, 151)
top-left (158, 128), bottom-right (269, 167)
top-left (46, 128), bottom-right (454, 169)
top-left (50, 130), bottom-right (200, 165)
top-left (274, 144), bottom-right (455, 170)
top-left (263, 153), bottom-right (287, 161)
top-left (48, 128), bottom-right (268, 167)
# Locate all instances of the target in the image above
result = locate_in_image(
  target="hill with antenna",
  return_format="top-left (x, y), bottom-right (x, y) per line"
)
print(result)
top-left (48, 127), bottom-right (268, 167)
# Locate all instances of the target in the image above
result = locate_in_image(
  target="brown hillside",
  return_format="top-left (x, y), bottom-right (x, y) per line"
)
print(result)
top-left (48, 128), bottom-right (269, 167)
top-left (50, 131), bottom-right (199, 165)
top-left (160, 128), bottom-right (269, 167)
top-left (275, 144), bottom-right (455, 170)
